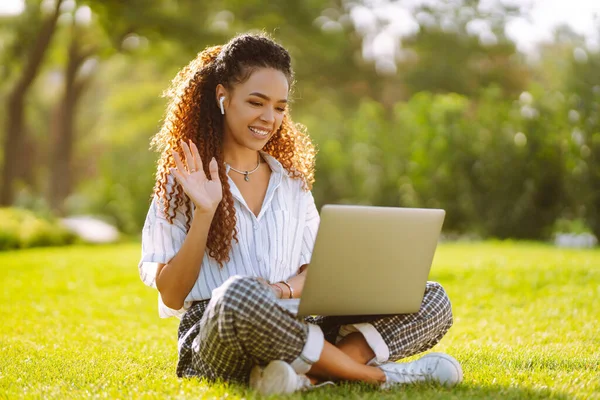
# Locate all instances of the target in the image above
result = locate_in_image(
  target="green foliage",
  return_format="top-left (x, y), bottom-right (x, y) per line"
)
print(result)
top-left (1, 0), bottom-right (599, 243)
top-left (303, 85), bottom-right (572, 240)
top-left (0, 0), bottom-right (48, 83)
top-left (460, 85), bottom-right (568, 239)
top-left (0, 207), bottom-right (77, 250)
top-left (0, 243), bottom-right (598, 398)
top-left (401, 29), bottom-right (528, 98)
top-left (552, 218), bottom-right (592, 235)
top-left (563, 45), bottom-right (600, 239)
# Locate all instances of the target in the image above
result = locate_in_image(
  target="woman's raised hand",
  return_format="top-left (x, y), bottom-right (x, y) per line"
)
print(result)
top-left (170, 139), bottom-right (223, 215)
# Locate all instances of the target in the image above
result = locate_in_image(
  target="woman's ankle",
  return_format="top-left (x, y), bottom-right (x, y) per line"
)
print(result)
top-left (364, 365), bottom-right (386, 384)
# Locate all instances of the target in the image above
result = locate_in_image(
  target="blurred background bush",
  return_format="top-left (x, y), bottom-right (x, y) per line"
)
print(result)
top-left (0, 207), bottom-right (76, 250)
top-left (0, 0), bottom-right (598, 246)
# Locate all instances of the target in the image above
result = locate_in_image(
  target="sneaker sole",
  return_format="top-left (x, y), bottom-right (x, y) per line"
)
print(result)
top-left (423, 352), bottom-right (463, 386)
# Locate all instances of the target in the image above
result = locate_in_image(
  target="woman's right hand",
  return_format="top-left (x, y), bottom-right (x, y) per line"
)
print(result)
top-left (170, 139), bottom-right (223, 215)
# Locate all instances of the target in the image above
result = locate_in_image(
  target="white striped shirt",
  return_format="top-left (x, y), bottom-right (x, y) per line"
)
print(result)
top-left (138, 151), bottom-right (320, 318)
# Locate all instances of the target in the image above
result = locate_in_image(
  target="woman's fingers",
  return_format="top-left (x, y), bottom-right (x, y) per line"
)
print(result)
top-left (180, 140), bottom-right (197, 173)
top-left (208, 157), bottom-right (220, 182)
top-left (169, 143), bottom-right (222, 212)
top-left (189, 140), bottom-right (204, 169)
top-left (171, 150), bottom-right (187, 174)
top-left (169, 167), bottom-right (186, 187)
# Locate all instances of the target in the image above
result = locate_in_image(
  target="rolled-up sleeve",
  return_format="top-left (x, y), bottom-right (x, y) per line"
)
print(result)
top-left (298, 191), bottom-right (320, 268)
top-left (138, 193), bottom-right (189, 289)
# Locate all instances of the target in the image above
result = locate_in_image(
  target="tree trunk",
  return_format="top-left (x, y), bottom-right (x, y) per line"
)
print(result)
top-left (0, 0), bottom-right (63, 206)
top-left (48, 29), bottom-right (93, 215)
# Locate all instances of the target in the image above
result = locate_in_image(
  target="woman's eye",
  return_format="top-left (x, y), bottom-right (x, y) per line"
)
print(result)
top-left (276, 107), bottom-right (286, 113)
top-left (249, 101), bottom-right (262, 106)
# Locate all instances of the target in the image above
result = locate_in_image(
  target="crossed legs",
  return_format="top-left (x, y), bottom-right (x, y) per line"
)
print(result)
top-left (187, 276), bottom-right (453, 385)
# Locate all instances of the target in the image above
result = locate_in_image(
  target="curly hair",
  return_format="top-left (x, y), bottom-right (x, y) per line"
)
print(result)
top-left (149, 33), bottom-right (316, 267)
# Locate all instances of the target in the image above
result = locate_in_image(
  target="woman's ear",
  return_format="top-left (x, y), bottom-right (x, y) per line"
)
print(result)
top-left (215, 84), bottom-right (227, 104)
top-left (215, 84), bottom-right (228, 115)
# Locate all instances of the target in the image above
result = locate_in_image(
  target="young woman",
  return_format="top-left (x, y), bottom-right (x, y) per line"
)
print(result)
top-left (138, 33), bottom-right (462, 395)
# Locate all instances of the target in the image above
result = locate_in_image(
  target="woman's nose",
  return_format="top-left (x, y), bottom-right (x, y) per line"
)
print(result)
top-left (260, 107), bottom-right (275, 123)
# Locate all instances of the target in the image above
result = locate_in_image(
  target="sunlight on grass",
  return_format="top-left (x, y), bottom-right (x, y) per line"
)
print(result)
top-left (0, 242), bottom-right (598, 399)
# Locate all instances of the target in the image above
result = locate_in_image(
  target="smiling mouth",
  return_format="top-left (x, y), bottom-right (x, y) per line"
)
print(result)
top-left (249, 126), bottom-right (271, 138)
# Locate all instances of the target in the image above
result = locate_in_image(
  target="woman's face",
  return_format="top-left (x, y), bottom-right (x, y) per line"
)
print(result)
top-left (218, 67), bottom-right (289, 152)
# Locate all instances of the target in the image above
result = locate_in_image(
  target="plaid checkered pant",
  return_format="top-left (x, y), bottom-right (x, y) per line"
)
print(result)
top-left (176, 276), bottom-right (453, 384)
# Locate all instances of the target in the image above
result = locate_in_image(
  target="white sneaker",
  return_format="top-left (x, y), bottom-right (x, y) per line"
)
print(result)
top-left (379, 352), bottom-right (463, 389)
top-left (249, 360), bottom-right (334, 395)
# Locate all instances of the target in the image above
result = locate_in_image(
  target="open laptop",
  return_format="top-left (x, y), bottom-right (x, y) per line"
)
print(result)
top-left (277, 205), bottom-right (445, 317)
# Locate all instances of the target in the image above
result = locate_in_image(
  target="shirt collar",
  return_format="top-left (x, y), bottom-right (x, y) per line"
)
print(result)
top-left (224, 151), bottom-right (285, 221)
top-left (259, 150), bottom-right (285, 177)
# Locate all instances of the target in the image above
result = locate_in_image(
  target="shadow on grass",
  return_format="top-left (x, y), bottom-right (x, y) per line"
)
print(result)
top-left (302, 381), bottom-right (572, 400)
top-left (186, 379), bottom-right (571, 400)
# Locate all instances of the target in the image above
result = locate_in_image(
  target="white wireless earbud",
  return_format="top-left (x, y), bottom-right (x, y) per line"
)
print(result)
top-left (219, 96), bottom-right (226, 115)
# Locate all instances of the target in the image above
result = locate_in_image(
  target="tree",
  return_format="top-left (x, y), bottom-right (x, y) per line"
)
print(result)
top-left (48, 11), bottom-right (98, 214)
top-left (1, 0), bottom-right (64, 206)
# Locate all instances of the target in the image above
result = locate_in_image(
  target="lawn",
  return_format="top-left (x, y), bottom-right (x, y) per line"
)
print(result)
top-left (0, 241), bottom-right (598, 399)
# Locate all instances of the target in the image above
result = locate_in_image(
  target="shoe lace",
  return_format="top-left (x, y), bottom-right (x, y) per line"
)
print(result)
top-left (312, 381), bottom-right (335, 389)
top-left (298, 375), bottom-right (334, 391)
top-left (383, 358), bottom-right (439, 384)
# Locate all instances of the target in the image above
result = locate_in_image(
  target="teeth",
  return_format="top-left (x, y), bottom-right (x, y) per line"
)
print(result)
top-left (249, 127), bottom-right (270, 136)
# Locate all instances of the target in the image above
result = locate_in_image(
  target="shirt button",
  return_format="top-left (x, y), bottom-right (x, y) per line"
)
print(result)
top-left (253, 224), bottom-right (259, 230)
top-left (257, 256), bottom-right (262, 262)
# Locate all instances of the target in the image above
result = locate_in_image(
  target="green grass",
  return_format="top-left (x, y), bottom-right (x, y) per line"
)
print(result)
top-left (1, 242), bottom-right (598, 399)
